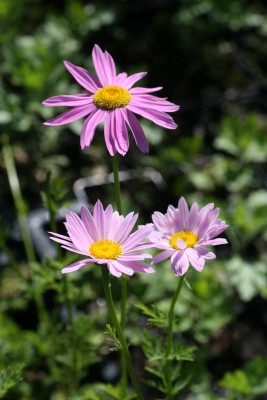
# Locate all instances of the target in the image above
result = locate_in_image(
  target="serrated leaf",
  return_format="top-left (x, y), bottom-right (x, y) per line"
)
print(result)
top-left (168, 344), bottom-right (196, 362)
top-left (172, 376), bottom-right (192, 395)
top-left (226, 256), bottom-right (267, 301)
top-left (104, 324), bottom-right (121, 350)
top-left (0, 364), bottom-right (24, 396)
top-left (136, 303), bottom-right (168, 328)
top-left (145, 366), bottom-right (164, 379)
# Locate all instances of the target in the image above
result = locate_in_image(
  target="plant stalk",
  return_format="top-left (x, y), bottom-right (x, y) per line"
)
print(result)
top-left (111, 154), bottom-right (128, 394)
top-left (166, 275), bottom-right (185, 399)
top-left (101, 267), bottom-right (144, 400)
top-left (3, 140), bottom-right (36, 263)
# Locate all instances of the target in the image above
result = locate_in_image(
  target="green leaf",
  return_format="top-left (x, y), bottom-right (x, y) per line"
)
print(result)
top-left (226, 256), bottom-right (267, 301)
top-left (220, 357), bottom-right (267, 396)
top-left (104, 324), bottom-right (123, 351)
top-left (0, 364), bottom-right (24, 397)
top-left (168, 344), bottom-right (196, 362)
top-left (136, 303), bottom-right (168, 328)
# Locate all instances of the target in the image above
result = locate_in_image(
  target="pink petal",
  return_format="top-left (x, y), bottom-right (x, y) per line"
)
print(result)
top-left (80, 109), bottom-right (106, 149)
top-left (132, 242), bottom-right (155, 250)
top-left (80, 206), bottom-right (99, 241)
top-left (44, 104), bottom-right (94, 126)
top-left (103, 49), bottom-right (117, 82)
top-left (93, 200), bottom-right (105, 238)
top-left (207, 223), bottom-right (228, 239)
top-left (177, 238), bottom-right (187, 250)
top-left (61, 245), bottom-right (89, 256)
top-left (65, 212), bottom-right (92, 250)
top-left (188, 202), bottom-right (199, 231)
top-left (114, 72), bottom-right (128, 86)
top-left (64, 60), bottom-right (101, 93)
top-left (152, 250), bottom-right (174, 264)
top-left (152, 212), bottom-right (168, 231)
top-left (171, 251), bottom-right (190, 276)
top-left (178, 197), bottom-right (189, 230)
top-left (127, 104), bottom-right (177, 130)
top-left (99, 204), bottom-right (115, 239)
top-left (109, 260), bottom-right (135, 276)
top-left (92, 44), bottom-right (115, 87)
top-left (124, 109), bottom-right (149, 153)
top-left (105, 211), bottom-right (124, 241)
top-left (62, 259), bottom-right (94, 274)
top-left (199, 238), bottom-right (228, 246)
top-left (110, 109), bottom-right (129, 155)
top-left (123, 72), bottom-right (147, 89)
top-left (197, 248), bottom-right (216, 259)
top-left (119, 254), bottom-right (152, 261)
top-left (49, 235), bottom-right (76, 248)
top-left (42, 94), bottom-right (93, 107)
top-left (107, 263), bottom-right (122, 277)
top-left (122, 260), bottom-right (155, 274)
top-left (131, 95), bottom-right (179, 112)
top-left (123, 224), bottom-right (154, 252)
top-left (114, 212), bottom-right (138, 244)
top-left (104, 112), bottom-right (117, 156)
top-left (130, 87), bottom-right (163, 94)
top-left (48, 231), bottom-right (72, 242)
top-left (186, 248), bottom-right (205, 272)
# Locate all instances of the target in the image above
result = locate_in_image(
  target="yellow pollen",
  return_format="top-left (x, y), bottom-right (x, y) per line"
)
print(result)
top-left (93, 85), bottom-right (131, 110)
top-left (89, 240), bottom-right (122, 259)
top-left (169, 231), bottom-right (198, 250)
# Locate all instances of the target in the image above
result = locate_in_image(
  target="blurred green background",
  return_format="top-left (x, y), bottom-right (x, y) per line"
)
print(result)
top-left (1, 0), bottom-right (267, 399)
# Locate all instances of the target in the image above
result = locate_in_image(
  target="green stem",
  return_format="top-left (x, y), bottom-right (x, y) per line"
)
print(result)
top-left (1, 139), bottom-right (63, 380)
top-left (166, 275), bottom-right (185, 400)
top-left (44, 174), bottom-right (77, 383)
top-left (101, 267), bottom-right (144, 400)
top-left (62, 273), bottom-right (79, 387)
top-left (111, 154), bottom-right (127, 393)
top-left (45, 173), bottom-right (62, 259)
top-left (2, 140), bottom-right (36, 263)
top-left (112, 155), bottom-right (122, 214)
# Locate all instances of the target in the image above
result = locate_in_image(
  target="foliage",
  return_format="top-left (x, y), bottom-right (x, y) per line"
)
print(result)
top-left (1, 0), bottom-right (267, 398)
top-left (220, 357), bottom-right (267, 398)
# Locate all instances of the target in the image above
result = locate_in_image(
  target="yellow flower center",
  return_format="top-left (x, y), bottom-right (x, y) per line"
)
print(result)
top-left (93, 85), bottom-right (131, 110)
top-left (89, 240), bottom-right (122, 259)
top-left (169, 231), bottom-right (198, 250)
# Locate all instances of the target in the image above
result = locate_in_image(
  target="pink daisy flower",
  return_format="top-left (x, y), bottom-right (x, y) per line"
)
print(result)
top-left (150, 197), bottom-right (228, 276)
top-left (49, 200), bottom-right (155, 278)
top-left (42, 44), bottom-right (179, 156)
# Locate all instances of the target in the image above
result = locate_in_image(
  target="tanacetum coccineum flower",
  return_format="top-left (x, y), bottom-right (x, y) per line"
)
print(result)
top-left (150, 197), bottom-right (228, 276)
top-left (49, 200), bottom-right (155, 278)
top-left (42, 44), bottom-right (179, 156)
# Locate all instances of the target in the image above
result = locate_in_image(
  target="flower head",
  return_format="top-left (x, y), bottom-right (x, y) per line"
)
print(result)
top-left (49, 200), bottom-right (154, 277)
top-left (150, 197), bottom-right (228, 276)
top-left (43, 44), bottom-right (179, 156)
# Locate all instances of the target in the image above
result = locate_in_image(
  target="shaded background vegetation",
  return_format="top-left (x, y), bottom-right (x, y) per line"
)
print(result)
top-left (1, 0), bottom-right (267, 399)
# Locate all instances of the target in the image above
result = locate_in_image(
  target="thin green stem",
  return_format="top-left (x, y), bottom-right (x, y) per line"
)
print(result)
top-left (166, 275), bottom-right (185, 400)
top-left (120, 276), bottom-right (127, 331)
top-left (44, 174), bottom-right (78, 383)
top-left (45, 173), bottom-right (62, 259)
top-left (101, 267), bottom-right (144, 400)
top-left (111, 154), bottom-right (127, 394)
top-left (2, 140), bottom-right (36, 263)
top-left (112, 155), bottom-right (122, 214)
top-left (62, 273), bottom-right (79, 387)
top-left (1, 139), bottom-right (60, 379)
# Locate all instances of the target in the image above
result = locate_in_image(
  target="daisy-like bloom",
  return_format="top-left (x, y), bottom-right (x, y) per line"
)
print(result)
top-left (150, 197), bottom-right (228, 276)
top-left (49, 200), bottom-right (155, 278)
top-left (42, 44), bottom-right (179, 156)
